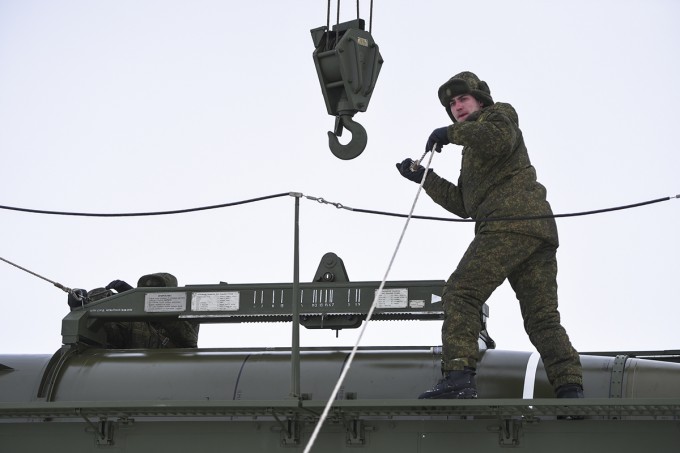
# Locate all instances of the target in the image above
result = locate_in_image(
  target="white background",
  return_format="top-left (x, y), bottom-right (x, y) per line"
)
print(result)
top-left (1, 0), bottom-right (678, 355)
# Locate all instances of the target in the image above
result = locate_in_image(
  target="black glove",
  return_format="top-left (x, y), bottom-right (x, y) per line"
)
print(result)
top-left (67, 288), bottom-right (89, 309)
top-left (396, 158), bottom-right (431, 184)
top-left (106, 279), bottom-right (134, 293)
top-left (425, 126), bottom-right (450, 152)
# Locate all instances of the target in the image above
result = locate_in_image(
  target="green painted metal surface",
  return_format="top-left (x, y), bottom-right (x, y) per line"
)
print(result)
top-left (1, 399), bottom-right (679, 452)
top-left (2, 250), bottom-right (679, 451)
top-left (61, 279), bottom-right (448, 346)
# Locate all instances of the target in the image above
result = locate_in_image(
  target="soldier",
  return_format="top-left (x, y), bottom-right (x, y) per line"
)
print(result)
top-left (396, 72), bottom-right (584, 399)
top-left (68, 272), bottom-right (199, 348)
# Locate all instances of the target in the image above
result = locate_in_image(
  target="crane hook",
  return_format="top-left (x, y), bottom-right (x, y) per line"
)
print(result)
top-left (328, 114), bottom-right (367, 160)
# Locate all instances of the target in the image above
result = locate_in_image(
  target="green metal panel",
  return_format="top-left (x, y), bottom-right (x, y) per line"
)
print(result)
top-left (1, 400), bottom-right (679, 452)
top-left (2, 418), bottom-right (679, 453)
top-left (4, 349), bottom-right (680, 404)
top-left (3, 251), bottom-right (679, 452)
top-left (62, 280), bottom-right (448, 346)
top-left (2, 348), bottom-right (680, 451)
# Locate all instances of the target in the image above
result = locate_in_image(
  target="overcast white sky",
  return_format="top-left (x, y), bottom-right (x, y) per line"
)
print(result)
top-left (1, 0), bottom-right (678, 356)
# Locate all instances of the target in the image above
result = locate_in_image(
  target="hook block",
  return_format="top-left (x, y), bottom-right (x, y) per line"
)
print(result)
top-left (311, 19), bottom-right (383, 159)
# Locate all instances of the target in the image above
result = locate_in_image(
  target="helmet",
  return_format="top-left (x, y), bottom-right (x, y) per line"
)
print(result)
top-left (438, 71), bottom-right (493, 122)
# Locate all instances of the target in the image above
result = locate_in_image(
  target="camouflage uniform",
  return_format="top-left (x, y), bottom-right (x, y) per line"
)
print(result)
top-left (86, 272), bottom-right (199, 349)
top-left (421, 73), bottom-right (583, 390)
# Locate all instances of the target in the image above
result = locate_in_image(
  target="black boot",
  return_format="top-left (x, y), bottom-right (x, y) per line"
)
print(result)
top-left (418, 368), bottom-right (477, 399)
top-left (556, 384), bottom-right (584, 420)
top-left (555, 384), bottom-right (584, 399)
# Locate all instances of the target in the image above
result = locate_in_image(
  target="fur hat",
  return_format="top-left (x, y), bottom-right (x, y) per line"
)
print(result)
top-left (438, 71), bottom-right (493, 122)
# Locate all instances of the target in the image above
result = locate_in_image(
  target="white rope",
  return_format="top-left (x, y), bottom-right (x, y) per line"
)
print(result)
top-left (302, 150), bottom-right (435, 453)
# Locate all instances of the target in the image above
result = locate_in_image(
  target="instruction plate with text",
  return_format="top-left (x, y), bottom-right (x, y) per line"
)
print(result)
top-left (375, 288), bottom-right (408, 309)
top-left (191, 291), bottom-right (240, 311)
top-left (144, 292), bottom-right (187, 312)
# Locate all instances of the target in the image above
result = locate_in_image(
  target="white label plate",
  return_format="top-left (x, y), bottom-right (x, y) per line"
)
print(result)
top-left (144, 292), bottom-right (187, 312)
top-left (191, 291), bottom-right (240, 311)
top-left (376, 288), bottom-right (408, 308)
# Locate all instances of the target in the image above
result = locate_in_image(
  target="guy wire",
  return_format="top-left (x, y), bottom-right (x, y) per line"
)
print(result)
top-left (0, 256), bottom-right (74, 295)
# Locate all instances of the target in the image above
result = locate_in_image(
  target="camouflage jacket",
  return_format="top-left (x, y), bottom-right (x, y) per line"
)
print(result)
top-left (423, 102), bottom-right (559, 246)
top-left (86, 273), bottom-right (200, 349)
top-left (104, 320), bottom-right (199, 349)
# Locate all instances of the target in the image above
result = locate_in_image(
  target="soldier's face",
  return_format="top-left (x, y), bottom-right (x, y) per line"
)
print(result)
top-left (449, 94), bottom-right (483, 122)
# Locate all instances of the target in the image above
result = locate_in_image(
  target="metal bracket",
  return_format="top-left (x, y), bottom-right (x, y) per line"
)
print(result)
top-left (313, 252), bottom-right (350, 283)
top-left (272, 412), bottom-right (302, 447)
top-left (498, 418), bottom-right (522, 447)
top-left (79, 412), bottom-right (114, 446)
top-left (609, 354), bottom-right (628, 398)
top-left (345, 418), bottom-right (372, 446)
top-left (281, 418), bottom-right (301, 447)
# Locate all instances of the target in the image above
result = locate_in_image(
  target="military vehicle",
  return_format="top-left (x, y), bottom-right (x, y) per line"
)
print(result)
top-left (1, 249), bottom-right (679, 452)
top-left (1, 13), bottom-right (678, 453)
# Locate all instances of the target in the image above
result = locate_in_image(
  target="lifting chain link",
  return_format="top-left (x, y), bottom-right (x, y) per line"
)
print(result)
top-left (304, 195), bottom-right (348, 210)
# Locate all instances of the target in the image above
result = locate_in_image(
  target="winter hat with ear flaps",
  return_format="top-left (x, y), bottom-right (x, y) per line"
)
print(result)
top-left (438, 71), bottom-right (494, 122)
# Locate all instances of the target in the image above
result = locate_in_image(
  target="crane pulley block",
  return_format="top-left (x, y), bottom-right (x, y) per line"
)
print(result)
top-left (311, 19), bottom-right (384, 160)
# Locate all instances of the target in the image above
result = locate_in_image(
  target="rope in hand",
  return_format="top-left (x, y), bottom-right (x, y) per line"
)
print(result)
top-left (302, 149), bottom-right (435, 453)
top-left (410, 149), bottom-right (430, 172)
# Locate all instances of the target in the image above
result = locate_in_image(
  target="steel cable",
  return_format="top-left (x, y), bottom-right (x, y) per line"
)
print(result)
top-left (0, 192), bottom-right (291, 217)
top-left (345, 195), bottom-right (678, 222)
top-left (0, 193), bottom-right (676, 221)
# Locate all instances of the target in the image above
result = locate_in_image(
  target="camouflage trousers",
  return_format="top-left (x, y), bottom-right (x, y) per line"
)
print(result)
top-left (442, 232), bottom-right (583, 389)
